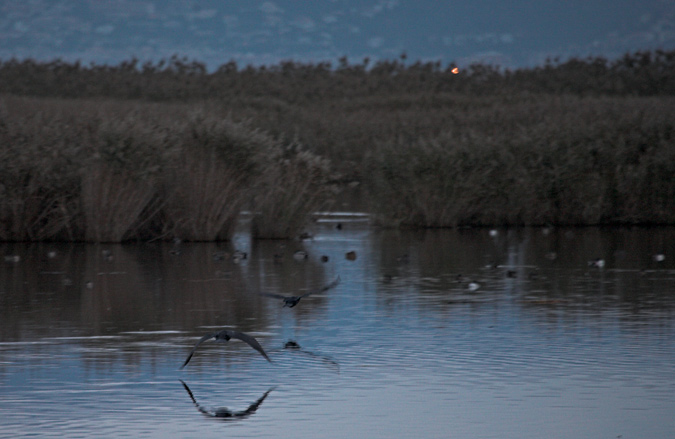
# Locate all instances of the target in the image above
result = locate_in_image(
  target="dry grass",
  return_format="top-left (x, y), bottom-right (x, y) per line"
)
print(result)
top-left (81, 163), bottom-right (160, 242)
top-left (1, 51), bottom-right (675, 240)
top-left (0, 95), bottom-right (335, 242)
top-left (369, 95), bottom-right (675, 226)
top-left (251, 144), bottom-right (334, 239)
top-left (163, 151), bottom-right (248, 241)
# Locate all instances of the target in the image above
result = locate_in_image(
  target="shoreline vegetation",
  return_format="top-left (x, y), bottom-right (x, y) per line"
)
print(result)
top-left (1, 50), bottom-right (674, 242)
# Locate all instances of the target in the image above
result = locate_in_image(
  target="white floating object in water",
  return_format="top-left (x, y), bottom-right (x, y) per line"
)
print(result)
top-left (467, 281), bottom-right (480, 291)
top-left (588, 258), bottom-right (605, 268)
top-left (653, 254), bottom-right (665, 262)
top-left (489, 229), bottom-right (498, 237)
top-left (293, 250), bottom-right (309, 261)
top-left (4, 255), bottom-right (20, 263)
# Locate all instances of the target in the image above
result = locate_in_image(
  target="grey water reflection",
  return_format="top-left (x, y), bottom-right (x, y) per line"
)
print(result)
top-left (1, 222), bottom-right (674, 438)
top-left (179, 380), bottom-right (275, 420)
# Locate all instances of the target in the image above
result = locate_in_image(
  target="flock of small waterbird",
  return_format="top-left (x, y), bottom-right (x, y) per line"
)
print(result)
top-left (3, 227), bottom-right (669, 365)
top-left (2, 225), bottom-right (670, 420)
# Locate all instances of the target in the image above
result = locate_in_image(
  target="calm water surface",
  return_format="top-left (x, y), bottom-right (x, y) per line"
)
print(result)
top-left (1, 219), bottom-right (674, 439)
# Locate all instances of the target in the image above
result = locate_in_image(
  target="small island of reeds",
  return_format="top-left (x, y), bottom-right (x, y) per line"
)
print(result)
top-left (1, 50), bottom-right (674, 242)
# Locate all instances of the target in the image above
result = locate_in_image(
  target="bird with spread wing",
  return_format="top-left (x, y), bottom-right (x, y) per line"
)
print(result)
top-left (259, 275), bottom-right (341, 308)
top-left (180, 329), bottom-right (271, 369)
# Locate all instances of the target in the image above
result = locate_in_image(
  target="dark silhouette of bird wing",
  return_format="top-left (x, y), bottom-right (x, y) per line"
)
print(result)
top-left (228, 330), bottom-right (272, 363)
top-left (180, 332), bottom-right (218, 369)
top-left (180, 329), bottom-right (271, 369)
top-left (259, 276), bottom-right (340, 306)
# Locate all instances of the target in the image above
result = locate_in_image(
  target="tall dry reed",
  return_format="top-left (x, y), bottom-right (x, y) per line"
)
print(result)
top-left (251, 144), bottom-right (334, 239)
top-left (369, 95), bottom-right (675, 226)
top-left (1, 96), bottom-right (335, 241)
top-left (160, 113), bottom-right (273, 241)
top-left (80, 164), bottom-right (160, 242)
top-left (2, 50), bottom-right (675, 240)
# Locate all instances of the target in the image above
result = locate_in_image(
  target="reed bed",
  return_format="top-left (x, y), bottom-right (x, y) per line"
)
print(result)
top-left (0, 96), bottom-right (334, 242)
top-left (1, 50), bottom-right (675, 241)
top-left (368, 95), bottom-right (675, 226)
top-left (251, 144), bottom-right (334, 239)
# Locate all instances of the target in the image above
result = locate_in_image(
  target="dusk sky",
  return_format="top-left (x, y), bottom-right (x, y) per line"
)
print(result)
top-left (1, 0), bottom-right (674, 69)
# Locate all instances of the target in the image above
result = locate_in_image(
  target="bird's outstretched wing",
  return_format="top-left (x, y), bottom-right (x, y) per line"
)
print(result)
top-left (229, 330), bottom-right (272, 363)
top-left (300, 275), bottom-right (341, 298)
top-left (180, 332), bottom-right (217, 369)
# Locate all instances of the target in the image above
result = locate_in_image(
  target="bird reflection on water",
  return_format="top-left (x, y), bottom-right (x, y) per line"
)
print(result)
top-left (283, 340), bottom-right (340, 373)
top-left (179, 380), bottom-right (275, 421)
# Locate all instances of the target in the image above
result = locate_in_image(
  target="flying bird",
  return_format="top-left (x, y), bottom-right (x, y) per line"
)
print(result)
top-left (179, 380), bottom-right (275, 420)
top-left (259, 275), bottom-right (341, 308)
top-left (180, 329), bottom-right (271, 369)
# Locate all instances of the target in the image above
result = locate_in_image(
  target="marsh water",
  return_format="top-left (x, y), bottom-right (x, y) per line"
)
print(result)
top-left (1, 216), bottom-right (674, 439)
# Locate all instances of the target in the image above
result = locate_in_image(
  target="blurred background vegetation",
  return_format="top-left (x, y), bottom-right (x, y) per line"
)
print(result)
top-left (1, 50), bottom-right (674, 241)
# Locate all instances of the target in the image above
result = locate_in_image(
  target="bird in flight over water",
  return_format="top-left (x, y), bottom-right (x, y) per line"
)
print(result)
top-left (180, 329), bottom-right (271, 369)
top-left (259, 275), bottom-right (341, 308)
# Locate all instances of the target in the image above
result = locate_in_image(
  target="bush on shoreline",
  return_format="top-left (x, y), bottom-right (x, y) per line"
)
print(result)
top-left (369, 95), bottom-right (675, 226)
top-left (0, 96), bottom-right (334, 242)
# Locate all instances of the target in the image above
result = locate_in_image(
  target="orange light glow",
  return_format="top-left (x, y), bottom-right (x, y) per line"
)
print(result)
top-left (451, 67), bottom-right (459, 74)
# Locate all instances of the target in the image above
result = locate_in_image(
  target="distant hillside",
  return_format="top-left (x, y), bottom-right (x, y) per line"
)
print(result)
top-left (1, 0), bottom-right (674, 70)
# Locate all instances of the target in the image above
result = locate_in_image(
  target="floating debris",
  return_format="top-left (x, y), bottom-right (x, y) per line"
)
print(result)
top-left (293, 250), bottom-right (309, 261)
top-left (588, 258), bottom-right (605, 268)
top-left (467, 281), bottom-right (481, 291)
top-left (232, 250), bottom-right (248, 263)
